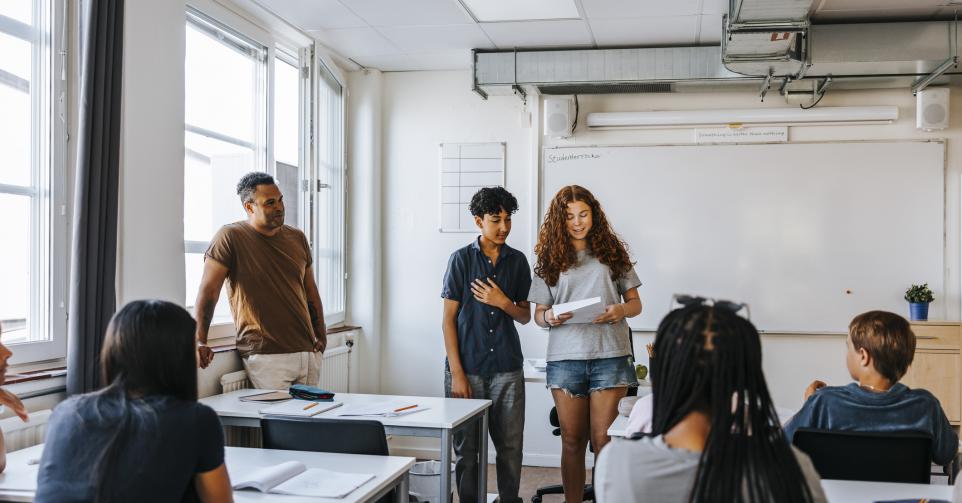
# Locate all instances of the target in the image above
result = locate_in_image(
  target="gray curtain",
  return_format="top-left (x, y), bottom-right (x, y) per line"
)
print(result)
top-left (67, 0), bottom-right (124, 395)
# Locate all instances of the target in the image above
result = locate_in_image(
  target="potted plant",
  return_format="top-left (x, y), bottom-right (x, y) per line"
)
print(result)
top-left (904, 283), bottom-right (935, 321)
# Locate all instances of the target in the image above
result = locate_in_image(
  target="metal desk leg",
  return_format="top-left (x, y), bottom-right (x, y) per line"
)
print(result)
top-left (396, 471), bottom-right (409, 503)
top-left (440, 428), bottom-right (452, 503)
top-left (478, 410), bottom-right (489, 501)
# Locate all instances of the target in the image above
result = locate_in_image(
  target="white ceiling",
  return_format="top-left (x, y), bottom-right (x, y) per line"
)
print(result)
top-left (256, 0), bottom-right (962, 72)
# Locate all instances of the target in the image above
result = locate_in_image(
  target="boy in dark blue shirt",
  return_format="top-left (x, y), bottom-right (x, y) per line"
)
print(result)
top-left (784, 310), bottom-right (958, 465)
top-left (441, 187), bottom-right (531, 503)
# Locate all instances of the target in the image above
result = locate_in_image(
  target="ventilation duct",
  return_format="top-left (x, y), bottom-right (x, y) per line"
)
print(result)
top-left (472, 21), bottom-right (961, 100)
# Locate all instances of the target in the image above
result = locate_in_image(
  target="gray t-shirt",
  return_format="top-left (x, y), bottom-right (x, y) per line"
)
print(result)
top-left (528, 250), bottom-right (641, 361)
top-left (594, 435), bottom-right (827, 503)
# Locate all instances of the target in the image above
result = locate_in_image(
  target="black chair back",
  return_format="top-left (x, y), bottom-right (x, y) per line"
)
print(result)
top-left (791, 428), bottom-right (932, 483)
top-left (261, 416), bottom-right (389, 456)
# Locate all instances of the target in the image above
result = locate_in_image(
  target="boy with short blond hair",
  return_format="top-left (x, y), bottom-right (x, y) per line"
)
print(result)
top-left (784, 310), bottom-right (958, 465)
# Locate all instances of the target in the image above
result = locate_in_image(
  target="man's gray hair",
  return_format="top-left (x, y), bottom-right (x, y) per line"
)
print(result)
top-left (236, 172), bottom-right (276, 204)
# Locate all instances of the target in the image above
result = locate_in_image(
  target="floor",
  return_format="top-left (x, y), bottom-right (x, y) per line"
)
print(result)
top-left (450, 465), bottom-right (591, 503)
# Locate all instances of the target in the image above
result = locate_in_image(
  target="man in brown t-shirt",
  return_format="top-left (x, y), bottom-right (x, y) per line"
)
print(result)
top-left (193, 172), bottom-right (327, 389)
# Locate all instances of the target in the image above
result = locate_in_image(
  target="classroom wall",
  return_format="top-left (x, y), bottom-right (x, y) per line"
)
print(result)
top-left (368, 69), bottom-right (961, 465)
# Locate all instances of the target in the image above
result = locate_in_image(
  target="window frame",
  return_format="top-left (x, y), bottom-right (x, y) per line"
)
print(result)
top-left (184, 0), bottom-right (347, 328)
top-left (0, 0), bottom-right (69, 364)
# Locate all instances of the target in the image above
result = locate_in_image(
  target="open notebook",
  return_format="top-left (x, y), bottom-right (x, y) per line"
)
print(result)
top-left (233, 461), bottom-right (374, 498)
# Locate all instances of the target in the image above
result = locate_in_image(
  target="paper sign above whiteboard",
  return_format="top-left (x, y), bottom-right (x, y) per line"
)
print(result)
top-left (694, 127), bottom-right (788, 144)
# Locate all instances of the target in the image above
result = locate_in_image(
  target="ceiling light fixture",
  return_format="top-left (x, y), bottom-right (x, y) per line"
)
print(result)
top-left (459, 0), bottom-right (580, 23)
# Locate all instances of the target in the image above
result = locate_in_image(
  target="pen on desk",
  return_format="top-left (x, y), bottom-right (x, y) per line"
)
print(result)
top-left (303, 402), bottom-right (319, 411)
top-left (394, 404), bottom-right (417, 413)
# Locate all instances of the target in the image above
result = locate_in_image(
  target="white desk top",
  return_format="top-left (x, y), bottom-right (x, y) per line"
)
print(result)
top-left (607, 404), bottom-right (795, 438)
top-left (0, 444), bottom-right (415, 503)
top-left (821, 479), bottom-right (952, 502)
top-left (201, 390), bottom-right (491, 429)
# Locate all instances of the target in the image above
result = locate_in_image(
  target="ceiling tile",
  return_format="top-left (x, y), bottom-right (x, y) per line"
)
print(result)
top-left (461, 0), bottom-right (580, 22)
top-left (340, 0), bottom-right (473, 26)
top-left (376, 24), bottom-right (493, 53)
top-left (350, 53), bottom-right (416, 71)
top-left (480, 20), bottom-right (593, 49)
top-left (590, 16), bottom-right (698, 46)
top-left (404, 51), bottom-right (475, 70)
top-left (699, 14), bottom-right (723, 44)
top-left (258, 0), bottom-right (366, 30)
top-left (311, 27), bottom-right (401, 57)
top-left (581, 0), bottom-right (701, 19)
top-left (701, 0), bottom-right (728, 15)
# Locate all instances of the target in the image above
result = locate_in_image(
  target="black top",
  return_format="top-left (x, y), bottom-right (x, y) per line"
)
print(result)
top-left (36, 394), bottom-right (225, 503)
top-left (441, 237), bottom-right (532, 376)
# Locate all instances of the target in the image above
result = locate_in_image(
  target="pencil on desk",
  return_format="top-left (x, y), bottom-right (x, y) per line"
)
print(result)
top-left (303, 402), bottom-right (319, 411)
top-left (394, 404), bottom-right (417, 413)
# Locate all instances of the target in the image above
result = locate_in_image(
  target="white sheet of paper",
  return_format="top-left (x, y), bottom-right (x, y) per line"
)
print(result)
top-left (272, 468), bottom-right (375, 498)
top-left (553, 296), bottom-right (605, 324)
top-left (259, 400), bottom-right (343, 417)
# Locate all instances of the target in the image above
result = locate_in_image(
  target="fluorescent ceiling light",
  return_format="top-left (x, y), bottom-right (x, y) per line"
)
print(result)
top-left (586, 106), bottom-right (899, 128)
top-left (460, 0), bottom-right (580, 22)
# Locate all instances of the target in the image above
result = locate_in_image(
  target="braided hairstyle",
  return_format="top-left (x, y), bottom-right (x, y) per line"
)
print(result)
top-left (650, 304), bottom-right (815, 503)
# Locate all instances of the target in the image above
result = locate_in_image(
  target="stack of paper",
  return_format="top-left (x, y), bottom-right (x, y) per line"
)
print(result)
top-left (260, 399), bottom-right (343, 417)
top-left (552, 296), bottom-right (605, 324)
top-left (337, 401), bottom-right (429, 418)
top-left (233, 461), bottom-right (374, 498)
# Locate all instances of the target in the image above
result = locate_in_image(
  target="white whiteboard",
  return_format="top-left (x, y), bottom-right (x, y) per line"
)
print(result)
top-left (542, 141), bottom-right (946, 333)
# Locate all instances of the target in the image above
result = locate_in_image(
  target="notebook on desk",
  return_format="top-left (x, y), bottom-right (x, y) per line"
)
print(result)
top-left (260, 399), bottom-right (343, 417)
top-left (233, 461), bottom-right (374, 498)
top-left (337, 402), bottom-right (429, 418)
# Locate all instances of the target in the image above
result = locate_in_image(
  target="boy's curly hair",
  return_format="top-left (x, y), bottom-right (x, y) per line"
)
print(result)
top-left (534, 185), bottom-right (633, 286)
top-left (469, 187), bottom-right (518, 217)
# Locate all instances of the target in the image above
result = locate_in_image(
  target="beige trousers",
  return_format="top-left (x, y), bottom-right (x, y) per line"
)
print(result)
top-left (242, 351), bottom-right (322, 390)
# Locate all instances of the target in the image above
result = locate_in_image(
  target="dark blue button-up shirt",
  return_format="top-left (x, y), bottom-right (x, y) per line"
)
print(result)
top-left (441, 238), bottom-right (532, 376)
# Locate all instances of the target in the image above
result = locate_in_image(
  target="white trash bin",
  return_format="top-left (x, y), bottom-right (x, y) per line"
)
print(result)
top-left (408, 460), bottom-right (455, 503)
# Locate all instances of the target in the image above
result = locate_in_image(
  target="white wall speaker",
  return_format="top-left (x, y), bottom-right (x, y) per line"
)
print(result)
top-left (544, 96), bottom-right (576, 138)
top-left (917, 87), bottom-right (950, 131)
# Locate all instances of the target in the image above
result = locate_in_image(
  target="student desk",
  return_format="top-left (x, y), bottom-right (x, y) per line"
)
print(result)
top-left (200, 390), bottom-right (491, 503)
top-left (0, 444), bottom-right (415, 503)
top-left (821, 479), bottom-right (952, 501)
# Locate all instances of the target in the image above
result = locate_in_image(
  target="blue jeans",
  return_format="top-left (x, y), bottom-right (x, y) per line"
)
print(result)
top-left (444, 369), bottom-right (525, 503)
top-left (545, 355), bottom-right (638, 397)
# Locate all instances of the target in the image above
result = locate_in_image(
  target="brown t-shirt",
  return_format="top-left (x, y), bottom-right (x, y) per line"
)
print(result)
top-left (205, 222), bottom-right (315, 357)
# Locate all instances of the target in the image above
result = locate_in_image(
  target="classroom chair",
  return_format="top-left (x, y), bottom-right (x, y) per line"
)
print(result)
top-left (791, 428), bottom-right (932, 484)
top-left (261, 417), bottom-right (398, 502)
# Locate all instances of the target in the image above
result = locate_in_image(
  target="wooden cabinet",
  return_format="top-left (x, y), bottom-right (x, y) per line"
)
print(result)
top-left (903, 322), bottom-right (962, 424)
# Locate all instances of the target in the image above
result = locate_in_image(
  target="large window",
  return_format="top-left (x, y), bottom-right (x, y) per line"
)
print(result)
top-left (184, 5), bottom-right (346, 326)
top-left (0, 0), bottom-right (67, 362)
top-left (314, 61), bottom-right (345, 321)
top-left (184, 10), bottom-right (267, 322)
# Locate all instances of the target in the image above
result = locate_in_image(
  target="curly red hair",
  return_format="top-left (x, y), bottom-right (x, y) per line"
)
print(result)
top-left (534, 185), bottom-right (634, 286)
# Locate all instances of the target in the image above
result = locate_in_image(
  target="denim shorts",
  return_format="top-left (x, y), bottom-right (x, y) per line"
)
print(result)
top-left (545, 355), bottom-right (638, 397)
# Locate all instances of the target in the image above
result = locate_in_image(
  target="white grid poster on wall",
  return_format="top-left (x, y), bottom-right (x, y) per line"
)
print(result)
top-left (439, 142), bottom-right (506, 232)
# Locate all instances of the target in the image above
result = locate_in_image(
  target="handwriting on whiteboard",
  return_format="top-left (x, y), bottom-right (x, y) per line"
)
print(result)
top-left (545, 152), bottom-right (601, 163)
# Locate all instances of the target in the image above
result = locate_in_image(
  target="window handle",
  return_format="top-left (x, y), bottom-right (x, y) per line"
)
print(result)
top-left (317, 181), bottom-right (330, 191)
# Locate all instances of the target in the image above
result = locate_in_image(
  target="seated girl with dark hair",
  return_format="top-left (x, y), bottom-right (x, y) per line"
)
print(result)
top-left (594, 301), bottom-right (827, 503)
top-left (36, 300), bottom-right (233, 503)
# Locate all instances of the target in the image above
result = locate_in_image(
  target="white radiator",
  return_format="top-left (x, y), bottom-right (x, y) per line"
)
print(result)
top-left (319, 344), bottom-right (351, 392)
top-left (1, 409), bottom-right (52, 452)
top-left (219, 342), bottom-right (353, 447)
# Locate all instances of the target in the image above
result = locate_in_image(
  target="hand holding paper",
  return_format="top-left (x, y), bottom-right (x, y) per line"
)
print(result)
top-left (552, 297), bottom-right (605, 324)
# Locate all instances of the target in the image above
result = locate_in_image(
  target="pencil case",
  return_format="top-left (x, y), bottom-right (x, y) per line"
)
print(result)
top-left (289, 384), bottom-right (335, 402)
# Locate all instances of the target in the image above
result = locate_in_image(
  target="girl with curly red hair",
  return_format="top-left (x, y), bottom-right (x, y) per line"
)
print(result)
top-left (528, 185), bottom-right (643, 503)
